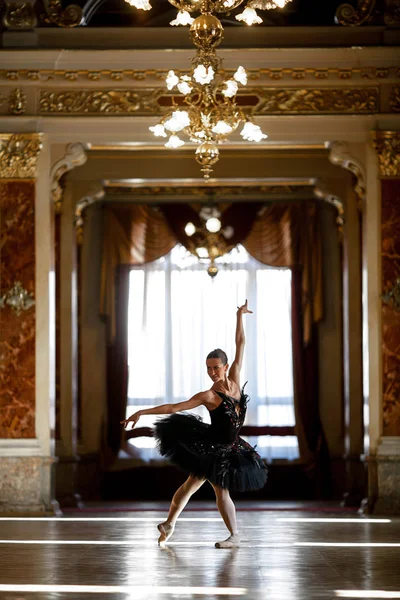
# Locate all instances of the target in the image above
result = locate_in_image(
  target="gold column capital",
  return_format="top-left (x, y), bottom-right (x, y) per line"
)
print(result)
top-left (0, 133), bottom-right (42, 179)
top-left (373, 131), bottom-right (400, 178)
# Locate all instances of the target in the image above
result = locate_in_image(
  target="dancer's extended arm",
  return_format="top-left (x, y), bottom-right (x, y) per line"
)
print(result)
top-left (120, 392), bottom-right (209, 429)
top-left (228, 300), bottom-right (253, 386)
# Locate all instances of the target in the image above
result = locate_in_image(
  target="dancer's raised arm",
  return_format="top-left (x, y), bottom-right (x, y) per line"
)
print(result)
top-left (228, 300), bottom-right (253, 386)
top-left (120, 391), bottom-right (210, 430)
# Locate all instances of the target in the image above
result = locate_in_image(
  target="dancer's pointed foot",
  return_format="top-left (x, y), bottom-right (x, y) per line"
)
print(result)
top-left (215, 534), bottom-right (240, 549)
top-left (157, 521), bottom-right (174, 546)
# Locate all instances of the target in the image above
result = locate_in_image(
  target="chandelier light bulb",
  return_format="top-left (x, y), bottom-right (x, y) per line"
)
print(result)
top-left (196, 247), bottom-right (209, 259)
top-left (212, 120), bottom-right (233, 135)
top-left (177, 80), bottom-right (193, 95)
top-left (185, 222), bottom-right (196, 237)
top-left (240, 121), bottom-right (268, 142)
top-left (149, 124), bottom-right (167, 137)
top-left (170, 10), bottom-right (194, 26)
top-left (166, 70), bottom-right (180, 90)
top-left (164, 110), bottom-right (191, 132)
top-left (206, 217), bottom-right (222, 233)
top-left (236, 7), bottom-right (263, 25)
top-left (223, 0), bottom-right (236, 6)
top-left (125, 0), bottom-right (152, 9)
top-left (193, 65), bottom-right (215, 85)
top-left (222, 79), bottom-right (238, 98)
top-left (165, 135), bottom-right (185, 149)
top-left (233, 66), bottom-right (248, 86)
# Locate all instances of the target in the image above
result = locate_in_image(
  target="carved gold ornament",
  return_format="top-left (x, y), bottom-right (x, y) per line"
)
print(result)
top-left (0, 134), bottom-right (42, 179)
top-left (335, 0), bottom-right (376, 26)
top-left (0, 281), bottom-right (35, 315)
top-left (39, 89), bottom-right (163, 115)
top-left (37, 87), bottom-right (380, 116)
top-left (373, 131), bottom-right (400, 178)
top-left (253, 87), bottom-right (378, 114)
top-left (41, 0), bottom-right (82, 27)
top-left (389, 86), bottom-right (400, 113)
top-left (2, 0), bottom-right (37, 29)
top-left (9, 88), bottom-right (27, 115)
top-left (0, 67), bottom-right (399, 83)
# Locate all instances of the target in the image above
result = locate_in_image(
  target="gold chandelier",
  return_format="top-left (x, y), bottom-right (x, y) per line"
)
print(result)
top-left (184, 204), bottom-right (235, 277)
top-left (125, 0), bottom-right (293, 179)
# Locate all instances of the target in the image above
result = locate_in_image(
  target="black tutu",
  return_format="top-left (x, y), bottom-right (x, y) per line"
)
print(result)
top-left (154, 388), bottom-right (268, 492)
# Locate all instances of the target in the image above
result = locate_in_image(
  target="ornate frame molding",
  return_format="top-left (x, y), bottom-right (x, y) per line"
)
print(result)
top-left (74, 185), bottom-right (105, 244)
top-left (373, 131), bottom-right (400, 178)
top-left (328, 141), bottom-right (366, 208)
top-left (50, 143), bottom-right (87, 213)
top-left (0, 133), bottom-right (42, 179)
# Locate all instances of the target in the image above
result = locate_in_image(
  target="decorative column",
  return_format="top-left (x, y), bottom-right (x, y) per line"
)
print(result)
top-left (372, 131), bottom-right (400, 513)
top-left (329, 143), bottom-right (366, 505)
top-left (0, 133), bottom-right (56, 512)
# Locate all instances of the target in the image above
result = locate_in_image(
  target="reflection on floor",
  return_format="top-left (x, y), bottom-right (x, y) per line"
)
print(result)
top-left (0, 502), bottom-right (399, 599)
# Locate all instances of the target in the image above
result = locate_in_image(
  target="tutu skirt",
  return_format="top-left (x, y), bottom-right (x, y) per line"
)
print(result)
top-left (154, 413), bottom-right (268, 492)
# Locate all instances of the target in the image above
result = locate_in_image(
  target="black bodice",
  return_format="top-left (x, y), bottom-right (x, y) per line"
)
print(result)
top-left (209, 391), bottom-right (247, 444)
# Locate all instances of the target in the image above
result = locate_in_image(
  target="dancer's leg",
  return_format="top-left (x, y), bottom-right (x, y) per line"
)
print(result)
top-left (157, 475), bottom-right (205, 544)
top-left (211, 484), bottom-right (240, 548)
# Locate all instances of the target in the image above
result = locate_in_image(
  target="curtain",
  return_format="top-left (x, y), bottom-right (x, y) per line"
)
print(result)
top-left (101, 205), bottom-right (177, 462)
top-left (243, 201), bottom-right (329, 490)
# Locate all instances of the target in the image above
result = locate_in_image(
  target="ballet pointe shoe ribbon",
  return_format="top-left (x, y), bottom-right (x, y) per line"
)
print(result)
top-left (157, 522), bottom-right (174, 546)
top-left (215, 534), bottom-right (240, 549)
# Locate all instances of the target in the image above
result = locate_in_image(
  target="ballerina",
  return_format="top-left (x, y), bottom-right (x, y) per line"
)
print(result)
top-left (121, 300), bottom-right (268, 548)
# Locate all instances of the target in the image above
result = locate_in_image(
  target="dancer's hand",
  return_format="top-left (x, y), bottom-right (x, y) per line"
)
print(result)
top-left (237, 300), bottom-right (253, 315)
top-left (120, 412), bottom-right (141, 430)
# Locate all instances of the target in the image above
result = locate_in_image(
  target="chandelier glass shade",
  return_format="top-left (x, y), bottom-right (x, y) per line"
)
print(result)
top-left (125, 0), bottom-right (293, 178)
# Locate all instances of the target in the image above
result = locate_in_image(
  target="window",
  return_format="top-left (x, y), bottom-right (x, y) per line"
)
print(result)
top-left (126, 244), bottom-right (299, 461)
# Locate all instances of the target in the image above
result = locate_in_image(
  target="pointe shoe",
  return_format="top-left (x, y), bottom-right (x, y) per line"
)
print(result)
top-left (157, 521), bottom-right (174, 546)
top-left (215, 534), bottom-right (240, 549)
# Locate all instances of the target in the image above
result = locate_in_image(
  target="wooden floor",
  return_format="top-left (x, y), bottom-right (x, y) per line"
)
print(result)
top-left (0, 502), bottom-right (399, 600)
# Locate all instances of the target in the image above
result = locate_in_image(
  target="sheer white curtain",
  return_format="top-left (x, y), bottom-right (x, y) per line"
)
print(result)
top-left (126, 244), bottom-right (299, 462)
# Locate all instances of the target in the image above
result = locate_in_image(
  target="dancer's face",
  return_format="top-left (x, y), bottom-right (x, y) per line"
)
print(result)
top-left (206, 358), bottom-right (228, 383)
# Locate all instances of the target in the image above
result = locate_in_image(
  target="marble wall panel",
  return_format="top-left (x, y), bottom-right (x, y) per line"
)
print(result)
top-left (0, 181), bottom-right (35, 438)
top-left (381, 179), bottom-right (400, 437)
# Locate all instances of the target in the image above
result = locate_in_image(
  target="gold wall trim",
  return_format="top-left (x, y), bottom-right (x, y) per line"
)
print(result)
top-left (373, 131), bottom-right (400, 178)
top-left (0, 134), bottom-right (42, 179)
top-left (335, 0), bottom-right (376, 26)
top-left (38, 87), bottom-right (380, 116)
top-left (1, 67), bottom-right (398, 83)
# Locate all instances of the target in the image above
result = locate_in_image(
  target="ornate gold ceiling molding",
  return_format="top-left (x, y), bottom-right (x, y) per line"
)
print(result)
top-left (1, 67), bottom-right (399, 83)
top-left (74, 186), bottom-right (105, 244)
top-left (0, 133), bottom-right (42, 179)
top-left (373, 131), bottom-right (400, 178)
top-left (328, 141), bottom-right (366, 208)
top-left (37, 86), bottom-right (380, 116)
top-left (50, 143), bottom-right (87, 212)
top-left (335, 0), bottom-right (376, 26)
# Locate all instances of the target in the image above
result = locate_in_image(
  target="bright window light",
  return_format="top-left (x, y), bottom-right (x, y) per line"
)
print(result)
top-left (127, 244), bottom-right (298, 461)
top-left (277, 518), bottom-right (391, 523)
top-left (335, 593), bottom-right (400, 599)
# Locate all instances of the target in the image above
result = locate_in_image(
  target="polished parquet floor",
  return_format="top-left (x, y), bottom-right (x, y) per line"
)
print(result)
top-left (0, 502), bottom-right (399, 600)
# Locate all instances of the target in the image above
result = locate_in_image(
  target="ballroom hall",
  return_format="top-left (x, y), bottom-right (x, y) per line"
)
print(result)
top-left (0, 0), bottom-right (400, 598)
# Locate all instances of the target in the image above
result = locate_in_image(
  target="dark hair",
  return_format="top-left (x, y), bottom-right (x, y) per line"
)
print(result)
top-left (206, 349), bottom-right (228, 366)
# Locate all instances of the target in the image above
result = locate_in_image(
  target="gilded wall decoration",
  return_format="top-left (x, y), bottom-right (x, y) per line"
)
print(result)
top-left (335, 0), bottom-right (377, 26)
top-left (253, 87), bottom-right (379, 114)
top-left (40, 0), bottom-right (82, 27)
top-left (9, 88), bottom-right (27, 115)
top-left (0, 181), bottom-right (36, 438)
top-left (1, 67), bottom-right (399, 83)
top-left (38, 87), bottom-right (380, 116)
top-left (389, 86), bottom-right (400, 113)
top-left (0, 134), bottom-right (42, 179)
top-left (39, 89), bottom-right (163, 115)
top-left (373, 131), bottom-right (400, 178)
top-left (381, 180), bottom-right (400, 436)
top-left (2, 0), bottom-right (37, 30)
